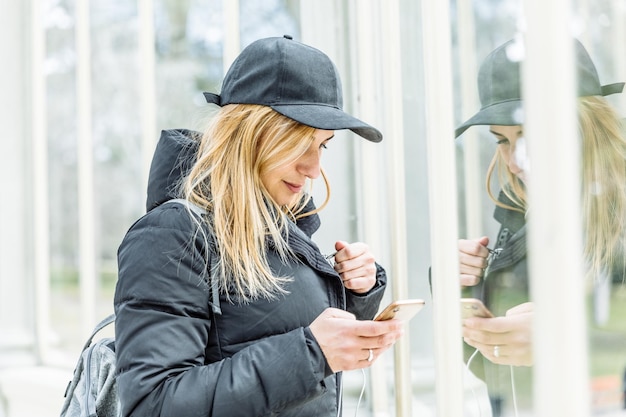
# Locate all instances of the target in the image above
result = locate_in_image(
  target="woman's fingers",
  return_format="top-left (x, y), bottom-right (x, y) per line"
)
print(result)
top-left (458, 238), bottom-right (491, 287)
top-left (309, 308), bottom-right (405, 372)
top-left (462, 309), bottom-right (534, 366)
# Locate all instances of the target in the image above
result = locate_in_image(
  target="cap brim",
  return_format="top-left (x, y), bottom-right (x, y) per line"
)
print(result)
top-left (601, 82), bottom-right (625, 96)
top-left (455, 100), bottom-right (524, 138)
top-left (272, 104), bottom-right (383, 142)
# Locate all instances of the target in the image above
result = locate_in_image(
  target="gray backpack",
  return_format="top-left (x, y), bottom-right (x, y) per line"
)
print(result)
top-left (60, 314), bottom-right (120, 417)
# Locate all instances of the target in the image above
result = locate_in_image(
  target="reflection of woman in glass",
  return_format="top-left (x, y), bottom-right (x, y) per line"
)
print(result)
top-left (455, 37), bottom-right (626, 412)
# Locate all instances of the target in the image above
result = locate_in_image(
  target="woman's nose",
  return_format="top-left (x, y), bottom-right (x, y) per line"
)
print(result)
top-left (508, 150), bottom-right (521, 173)
top-left (509, 140), bottom-right (529, 175)
top-left (298, 149), bottom-right (321, 179)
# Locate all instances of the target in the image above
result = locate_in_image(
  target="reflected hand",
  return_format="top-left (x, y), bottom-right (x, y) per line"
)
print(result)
top-left (458, 236), bottom-right (490, 287)
top-left (332, 241), bottom-right (377, 294)
top-left (309, 308), bottom-right (405, 372)
top-left (462, 302), bottom-right (534, 366)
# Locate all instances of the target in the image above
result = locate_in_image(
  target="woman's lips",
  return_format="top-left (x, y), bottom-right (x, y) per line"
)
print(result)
top-left (285, 181), bottom-right (303, 193)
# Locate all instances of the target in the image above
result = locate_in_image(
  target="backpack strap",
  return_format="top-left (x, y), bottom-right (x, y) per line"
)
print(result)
top-left (80, 313), bottom-right (116, 352)
top-left (163, 198), bottom-right (222, 315)
top-left (166, 198), bottom-right (207, 217)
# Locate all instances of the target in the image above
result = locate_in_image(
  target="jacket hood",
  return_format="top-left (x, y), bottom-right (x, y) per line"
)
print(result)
top-left (145, 129), bottom-right (321, 237)
top-left (146, 129), bottom-right (200, 212)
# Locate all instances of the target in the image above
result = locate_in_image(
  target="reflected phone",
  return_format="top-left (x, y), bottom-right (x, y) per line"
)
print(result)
top-left (460, 298), bottom-right (494, 319)
top-left (374, 299), bottom-right (426, 321)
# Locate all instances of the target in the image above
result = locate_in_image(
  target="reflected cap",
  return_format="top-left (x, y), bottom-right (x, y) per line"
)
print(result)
top-left (203, 35), bottom-right (382, 142)
top-left (455, 38), bottom-right (625, 138)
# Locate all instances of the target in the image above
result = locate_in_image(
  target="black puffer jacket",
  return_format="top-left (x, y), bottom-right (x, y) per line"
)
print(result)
top-left (114, 129), bottom-right (388, 417)
top-left (479, 191), bottom-right (529, 315)
top-left (465, 190), bottom-right (533, 407)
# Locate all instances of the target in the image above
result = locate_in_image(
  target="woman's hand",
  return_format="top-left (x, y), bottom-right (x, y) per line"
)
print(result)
top-left (332, 241), bottom-right (377, 293)
top-left (458, 236), bottom-right (491, 287)
top-left (462, 302), bottom-right (534, 366)
top-left (309, 308), bottom-right (405, 372)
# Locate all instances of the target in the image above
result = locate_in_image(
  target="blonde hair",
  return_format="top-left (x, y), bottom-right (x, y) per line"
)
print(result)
top-left (183, 104), bottom-right (330, 302)
top-left (486, 96), bottom-right (626, 276)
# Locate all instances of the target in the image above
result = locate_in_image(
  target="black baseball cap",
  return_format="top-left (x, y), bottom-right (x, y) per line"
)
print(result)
top-left (204, 35), bottom-right (383, 142)
top-left (455, 38), bottom-right (625, 138)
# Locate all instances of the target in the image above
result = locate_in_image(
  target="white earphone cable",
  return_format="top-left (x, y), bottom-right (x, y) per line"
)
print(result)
top-left (336, 368), bottom-right (367, 417)
top-left (465, 348), bottom-right (484, 417)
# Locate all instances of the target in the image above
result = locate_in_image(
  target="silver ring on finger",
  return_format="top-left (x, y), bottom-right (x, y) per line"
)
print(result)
top-left (367, 348), bottom-right (374, 362)
top-left (493, 345), bottom-right (500, 358)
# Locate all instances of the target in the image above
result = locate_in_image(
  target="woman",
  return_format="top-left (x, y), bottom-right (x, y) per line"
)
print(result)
top-left (455, 37), bottom-right (626, 412)
top-left (114, 36), bottom-right (404, 417)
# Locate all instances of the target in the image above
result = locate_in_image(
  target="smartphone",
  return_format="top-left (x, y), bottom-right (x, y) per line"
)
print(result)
top-left (375, 299), bottom-right (426, 321)
top-left (460, 298), bottom-right (494, 319)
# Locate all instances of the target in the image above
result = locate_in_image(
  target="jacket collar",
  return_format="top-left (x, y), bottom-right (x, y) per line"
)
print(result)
top-left (493, 190), bottom-right (526, 234)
